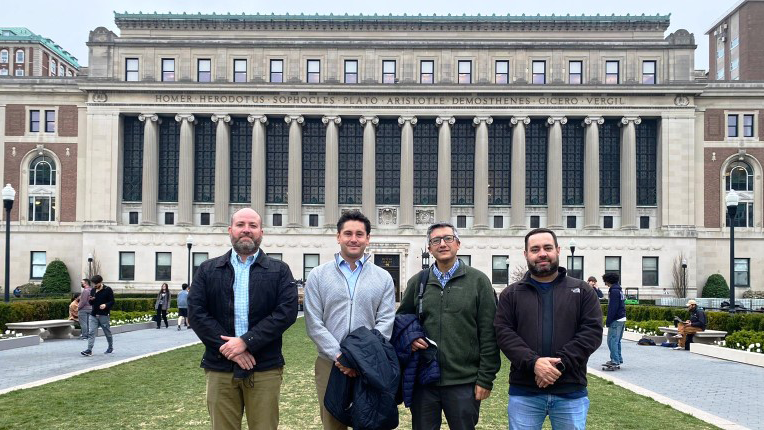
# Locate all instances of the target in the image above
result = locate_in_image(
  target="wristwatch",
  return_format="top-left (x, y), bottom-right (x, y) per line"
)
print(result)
top-left (555, 360), bottom-right (566, 373)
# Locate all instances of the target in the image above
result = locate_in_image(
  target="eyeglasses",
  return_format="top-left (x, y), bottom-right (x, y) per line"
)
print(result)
top-left (428, 235), bottom-right (457, 246)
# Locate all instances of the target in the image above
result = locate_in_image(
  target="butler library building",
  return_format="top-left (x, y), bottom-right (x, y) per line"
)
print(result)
top-left (2, 4), bottom-right (764, 299)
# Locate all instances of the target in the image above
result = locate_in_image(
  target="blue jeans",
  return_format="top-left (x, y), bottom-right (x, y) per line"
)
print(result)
top-left (607, 320), bottom-right (625, 364)
top-left (508, 394), bottom-right (589, 430)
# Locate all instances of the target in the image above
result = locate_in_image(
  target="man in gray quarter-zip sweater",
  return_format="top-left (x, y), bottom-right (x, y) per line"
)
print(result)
top-left (305, 211), bottom-right (396, 430)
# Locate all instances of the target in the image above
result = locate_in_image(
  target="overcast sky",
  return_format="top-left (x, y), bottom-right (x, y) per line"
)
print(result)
top-left (3, 0), bottom-right (736, 70)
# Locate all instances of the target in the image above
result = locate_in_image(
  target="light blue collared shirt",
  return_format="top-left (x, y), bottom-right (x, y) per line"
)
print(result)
top-left (336, 253), bottom-right (365, 298)
top-left (432, 259), bottom-right (460, 288)
top-left (230, 249), bottom-right (260, 337)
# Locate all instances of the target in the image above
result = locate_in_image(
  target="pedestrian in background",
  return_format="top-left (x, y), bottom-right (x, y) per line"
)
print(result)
top-left (78, 278), bottom-right (93, 340)
top-left (81, 275), bottom-right (114, 356)
top-left (602, 272), bottom-right (626, 369)
top-left (155, 283), bottom-right (171, 329)
top-left (177, 283), bottom-right (189, 330)
top-left (587, 276), bottom-right (604, 299)
top-left (68, 293), bottom-right (80, 321)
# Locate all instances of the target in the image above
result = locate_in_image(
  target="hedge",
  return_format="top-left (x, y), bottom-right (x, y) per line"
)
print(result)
top-left (0, 298), bottom-right (178, 331)
top-left (601, 304), bottom-right (764, 335)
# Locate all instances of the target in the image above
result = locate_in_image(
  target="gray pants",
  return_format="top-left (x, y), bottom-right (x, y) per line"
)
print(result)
top-left (87, 314), bottom-right (113, 351)
top-left (77, 310), bottom-right (91, 338)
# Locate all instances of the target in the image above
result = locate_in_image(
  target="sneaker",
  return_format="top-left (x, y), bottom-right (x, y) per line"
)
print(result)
top-left (602, 360), bottom-right (617, 366)
top-left (80, 350), bottom-right (92, 357)
top-left (673, 346), bottom-right (683, 350)
top-left (177, 326), bottom-right (181, 331)
top-left (105, 347), bottom-right (113, 354)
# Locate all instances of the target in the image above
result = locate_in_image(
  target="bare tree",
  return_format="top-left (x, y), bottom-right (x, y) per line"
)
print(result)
top-left (510, 264), bottom-right (528, 284)
top-left (671, 252), bottom-right (687, 298)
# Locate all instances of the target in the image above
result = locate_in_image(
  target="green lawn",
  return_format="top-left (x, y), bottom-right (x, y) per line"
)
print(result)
top-left (0, 318), bottom-right (718, 429)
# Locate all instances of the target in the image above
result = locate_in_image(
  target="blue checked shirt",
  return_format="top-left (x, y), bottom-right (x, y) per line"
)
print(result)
top-left (432, 259), bottom-right (460, 288)
top-left (230, 249), bottom-right (260, 337)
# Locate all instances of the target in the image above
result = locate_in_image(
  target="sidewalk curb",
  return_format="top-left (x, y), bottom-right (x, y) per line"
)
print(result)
top-left (587, 366), bottom-right (750, 430)
top-left (0, 340), bottom-right (201, 396)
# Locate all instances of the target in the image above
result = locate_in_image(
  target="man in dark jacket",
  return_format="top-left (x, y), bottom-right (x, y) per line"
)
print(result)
top-left (494, 228), bottom-right (603, 430)
top-left (676, 300), bottom-right (707, 350)
top-left (189, 208), bottom-right (298, 430)
top-left (80, 274), bottom-right (114, 357)
top-left (602, 272), bottom-right (626, 368)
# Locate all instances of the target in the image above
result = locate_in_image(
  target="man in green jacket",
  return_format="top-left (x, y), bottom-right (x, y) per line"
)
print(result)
top-left (397, 222), bottom-right (501, 430)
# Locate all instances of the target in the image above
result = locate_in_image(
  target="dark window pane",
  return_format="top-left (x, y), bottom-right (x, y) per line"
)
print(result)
top-left (129, 212), bottom-right (139, 225)
top-left (309, 214), bottom-right (319, 226)
top-left (451, 120), bottom-right (475, 205)
top-left (562, 120), bottom-right (584, 205)
top-left (266, 118), bottom-right (289, 204)
top-left (636, 119), bottom-right (658, 206)
top-left (493, 216), bottom-right (503, 228)
top-left (158, 117), bottom-right (180, 202)
top-left (640, 216), bottom-right (650, 229)
top-left (165, 212), bottom-right (174, 225)
top-left (567, 216), bottom-right (576, 229)
top-left (526, 120), bottom-right (547, 205)
top-left (488, 119), bottom-right (512, 205)
top-left (457, 215), bottom-right (466, 228)
top-left (604, 216), bottom-right (614, 229)
top-left (530, 215), bottom-right (540, 228)
top-left (273, 213), bottom-right (282, 226)
top-left (122, 116), bottom-right (144, 202)
top-left (339, 120), bottom-right (363, 205)
top-left (728, 114), bottom-right (738, 137)
top-left (194, 117), bottom-right (216, 202)
top-left (156, 252), bottom-right (172, 281)
top-left (599, 120), bottom-right (620, 205)
top-left (302, 118), bottom-right (325, 204)
top-left (230, 119), bottom-right (252, 203)
top-left (375, 119), bottom-right (401, 205)
top-left (413, 120), bottom-right (438, 205)
top-left (200, 213), bottom-right (210, 225)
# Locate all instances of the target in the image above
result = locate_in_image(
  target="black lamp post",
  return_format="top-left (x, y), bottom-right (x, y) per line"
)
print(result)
top-left (87, 253), bottom-right (93, 279)
top-left (569, 238), bottom-right (577, 279)
top-left (726, 190), bottom-right (739, 314)
top-left (3, 184), bottom-right (16, 303)
top-left (505, 257), bottom-right (511, 288)
top-left (186, 235), bottom-right (194, 286)
top-left (421, 250), bottom-right (430, 271)
top-left (681, 258), bottom-right (688, 297)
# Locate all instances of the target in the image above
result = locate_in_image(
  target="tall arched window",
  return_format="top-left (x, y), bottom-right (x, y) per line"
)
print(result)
top-left (50, 59), bottom-right (56, 76)
top-left (29, 155), bottom-right (56, 186)
top-left (15, 49), bottom-right (24, 63)
top-left (0, 50), bottom-right (8, 63)
top-left (726, 161), bottom-right (754, 227)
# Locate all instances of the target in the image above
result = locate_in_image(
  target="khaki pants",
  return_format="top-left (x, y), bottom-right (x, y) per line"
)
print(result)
top-left (678, 323), bottom-right (704, 348)
top-left (314, 356), bottom-right (348, 430)
top-left (205, 367), bottom-right (283, 430)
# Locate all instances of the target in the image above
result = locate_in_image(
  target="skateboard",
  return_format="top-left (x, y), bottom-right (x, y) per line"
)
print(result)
top-left (601, 362), bottom-right (620, 371)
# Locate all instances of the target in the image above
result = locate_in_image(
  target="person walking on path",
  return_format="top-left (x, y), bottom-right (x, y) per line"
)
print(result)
top-left (176, 283), bottom-right (189, 330)
top-left (155, 283), bottom-right (171, 329)
top-left (397, 221), bottom-right (501, 430)
top-left (189, 208), bottom-right (298, 430)
top-left (305, 211), bottom-right (396, 430)
top-left (602, 272), bottom-right (626, 369)
top-left (494, 228), bottom-right (603, 430)
top-left (675, 300), bottom-right (707, 350)
top-left (77, 279), bottom-right (93, 340)
top-left (81, 275), bottom-right (115, 356)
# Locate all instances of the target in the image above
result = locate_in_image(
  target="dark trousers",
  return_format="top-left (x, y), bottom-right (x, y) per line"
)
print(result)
top-left (156, 307), bottom-right (168, 327)
top-left (411, 383), bottom-right (481, 430)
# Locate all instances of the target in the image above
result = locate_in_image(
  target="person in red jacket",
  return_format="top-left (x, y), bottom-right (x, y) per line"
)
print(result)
top-left (494, 228), bottom-right (603, 430)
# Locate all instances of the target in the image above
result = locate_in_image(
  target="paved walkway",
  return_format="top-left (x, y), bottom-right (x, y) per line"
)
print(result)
top-left (588, 337), bottom-right (763, 430)
top-left (0, 325), bottom-right (200, 393)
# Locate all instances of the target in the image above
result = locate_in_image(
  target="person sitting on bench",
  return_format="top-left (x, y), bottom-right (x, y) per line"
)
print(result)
top-left (675, 300), bottom-right (706, 350)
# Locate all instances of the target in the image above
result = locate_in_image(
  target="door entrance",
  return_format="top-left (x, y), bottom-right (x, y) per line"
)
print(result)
top-left (374, 254), bottom-right (401, 301)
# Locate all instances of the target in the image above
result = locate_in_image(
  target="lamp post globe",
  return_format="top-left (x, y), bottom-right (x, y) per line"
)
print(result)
top-left (87, 253), bottom-right (94, 279)
top-left (3, 184), bottom-right (16, 303)
top-left (726, 190), bottom-right (739, 313)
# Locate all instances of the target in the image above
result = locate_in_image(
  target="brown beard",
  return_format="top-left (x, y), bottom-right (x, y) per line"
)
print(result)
top-left (527, 258), bottom-right (559, 278)
top-left (231, 235), bottom-right (261, 255)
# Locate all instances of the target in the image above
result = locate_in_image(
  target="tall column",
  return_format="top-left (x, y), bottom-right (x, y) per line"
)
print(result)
top-left (211, 114), bottom-right (231, 226)
top-left (436, 116), bottom-right (454, 222)
top-left (248, 114), bottom-right (268, 218)
top-left (583, 116), bottom-right (603, 229)
top-left (360, 116), bottom-right (378, 227)
top-left (323, 116), bottom-right (341, 227)
top-left (546, 116), bottom-right (566, 229)
top-left (398, 116), bottom-right (417, 229)
top-left (286, 115), bottom-right (304, 228)
top-left (620, 116), bottom-right (641, 230)
top-left (510, 116), bottom-right (530, 229)
top-left (176, 114), bottom-right (195, 226)
top-left (138, 113), bottom-right (160, 225)
top-left (473, 116), bottom-right (492, 229)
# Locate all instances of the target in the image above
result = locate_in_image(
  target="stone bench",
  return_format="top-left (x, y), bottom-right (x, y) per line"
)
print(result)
top-left (5, 319), bottom-right (76, 341)
top-left (658, 326), bottom-right (727, 345)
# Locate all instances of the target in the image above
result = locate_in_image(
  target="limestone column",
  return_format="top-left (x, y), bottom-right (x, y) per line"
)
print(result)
top-left (286, 115), bottom-right (304, 228)
top-left (175, 114), bottom-right (195, 226)
top-left (436, 116), bottom-right (454, 222)
top-left (138, 113), bottom-right (159, 225)
top-left (473, 116), bottom-right (492, 229)
top-left (360, 116), bottom-right (378, 227)
top-left (398, 116), bottom-right (417, 228)
top-left (247, 114), bottom-right (268, 218)
top-left (546, 116), bottom-right (566, 229)
top-left (510, 116), bottom-right (530, 228)
top-left (323, 116), bottom-right (341, 227)
top-left (583, 116), bottom-right (604, 229)
top-left (211, 114), bottom-right (231, 226)
top-left (620, 116), bottom-right (641, 230)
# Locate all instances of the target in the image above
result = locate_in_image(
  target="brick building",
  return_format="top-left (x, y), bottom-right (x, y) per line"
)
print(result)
top-left (0, 28), bottom-right (80, 77)
top-left (0, 5), bottom-right (762, 299)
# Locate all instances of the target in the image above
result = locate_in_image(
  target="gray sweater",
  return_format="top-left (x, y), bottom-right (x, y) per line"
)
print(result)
top-left (305, 254), bottom-right (396, 361)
